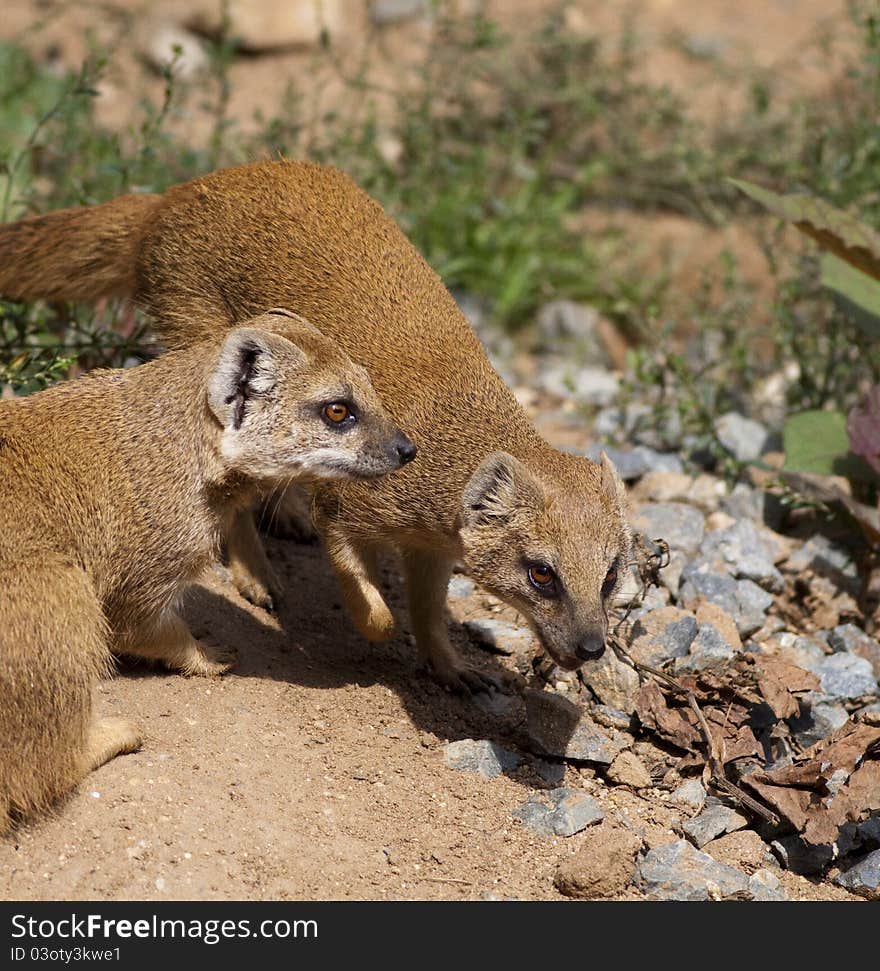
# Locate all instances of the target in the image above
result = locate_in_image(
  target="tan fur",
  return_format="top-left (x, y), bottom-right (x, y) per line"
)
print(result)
top-left (0, 160), bottom-right (631, 690)
top-left (0, 310), bottom-right (411, 832)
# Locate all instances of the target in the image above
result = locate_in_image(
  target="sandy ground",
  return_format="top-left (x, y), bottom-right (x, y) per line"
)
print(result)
top-left (0, 1), bottom-right (864, 902)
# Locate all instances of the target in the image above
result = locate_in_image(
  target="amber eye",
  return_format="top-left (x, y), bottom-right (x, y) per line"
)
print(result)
top-left (323, 402), bottom-right (350, 424)
top-left (601, 563), bottom-right (619, 598)
top-left (528, 563), bottom-right (557, 596)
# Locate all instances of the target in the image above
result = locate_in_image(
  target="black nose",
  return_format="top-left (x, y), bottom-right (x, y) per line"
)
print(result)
top-left (574, 635), bottom-right (605, 663)
top-left (393, 433), bottom-right (417, 465)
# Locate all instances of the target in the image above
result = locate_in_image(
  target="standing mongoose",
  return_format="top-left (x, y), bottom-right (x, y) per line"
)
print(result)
top-left (0, 309), bottom-right (415, 833)
top-left (0, 160), bottom-right (631, 692)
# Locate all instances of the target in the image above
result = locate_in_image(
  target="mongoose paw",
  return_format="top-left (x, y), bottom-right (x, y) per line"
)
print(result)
top-left (430, 661), bottom-right (499, 695)
top-left (357, 603), bottom-right (397, 642)
top-left (97, 717), bottom-right (144, 756)
top-left (181, 643), bottom-right (237, 677)
top-left (232, 571), bottom-right (283, 614)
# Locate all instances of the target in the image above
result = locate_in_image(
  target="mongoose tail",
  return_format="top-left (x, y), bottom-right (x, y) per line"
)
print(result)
top-left (0, 193), bottom-right (158, 303)
top-left (0, 561), bottom-right (141, 833)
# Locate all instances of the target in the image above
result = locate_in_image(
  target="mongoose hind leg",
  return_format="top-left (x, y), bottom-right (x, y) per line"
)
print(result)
top-left (401, 549), bottom-right (498, 695)
top-left (227, 509), bottom-right (283, 611)
top-left (115, 608), bottom-right (235, 677)
top-left (324, 526), bottom-right (396, 642)
top-left (81, 716), bottom-right (143, 773)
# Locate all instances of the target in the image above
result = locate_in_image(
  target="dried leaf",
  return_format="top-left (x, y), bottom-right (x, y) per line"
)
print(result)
top-left (729, 179), bottom-right (880, 280)
top-left (633, 682), bottom-right (700, 751)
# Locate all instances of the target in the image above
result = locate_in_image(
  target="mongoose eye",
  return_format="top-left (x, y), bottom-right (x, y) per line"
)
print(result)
top-left (322, 402), bottom-right (355, 426)
top-left (527, 562), bottom-right (558, 597)
top-left (601, 562), bottom-right (619, 598)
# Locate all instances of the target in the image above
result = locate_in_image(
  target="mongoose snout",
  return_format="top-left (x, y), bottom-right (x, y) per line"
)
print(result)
top-left (390, 431), bottom-right (417, 467)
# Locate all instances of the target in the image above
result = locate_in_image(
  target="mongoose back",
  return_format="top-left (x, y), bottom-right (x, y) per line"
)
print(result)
top-left (0, 309), bottom-right (414, 832)
top-left (0, 160), bottom-right (631, 691)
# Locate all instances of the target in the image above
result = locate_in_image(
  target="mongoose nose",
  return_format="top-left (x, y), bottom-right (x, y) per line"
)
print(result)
top-left (574, 635), bottom-right (605, 663)
top-left (394, 434), bottom-right (417, 466)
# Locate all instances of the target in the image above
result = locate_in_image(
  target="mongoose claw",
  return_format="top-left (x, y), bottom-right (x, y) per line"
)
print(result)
top-left (181, 643), bottom-right (237, 677)
top-left (431, 661), bottom-right (499, 695)
top-left (232, 573), bottom-right (283, 614)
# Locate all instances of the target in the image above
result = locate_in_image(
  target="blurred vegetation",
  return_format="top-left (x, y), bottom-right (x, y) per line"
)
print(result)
top-left (0, 0), bottom-right (879, 429)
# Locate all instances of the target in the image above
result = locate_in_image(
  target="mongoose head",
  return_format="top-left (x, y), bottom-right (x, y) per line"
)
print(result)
top-left (207, 309), bottom-right (416, 483)
top-left (459, 450), bottom-right (631, 670)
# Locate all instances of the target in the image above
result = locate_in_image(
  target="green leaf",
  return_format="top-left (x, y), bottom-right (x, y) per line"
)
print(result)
top-left (783, 410), bottom-right (857, 476)
top-left (729, 178), bottom-right (880, 281)
top-left (820, 252), bottom-right (880, 338)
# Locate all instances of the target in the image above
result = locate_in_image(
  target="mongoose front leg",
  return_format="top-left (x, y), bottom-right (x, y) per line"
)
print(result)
top-left (402, 549), bottom-right (496, 694)
top-left (324, 527), bottom-right (395, 641)
top-left (115, 608), bottom-right (235, 677)
top-left (80, 716), bottom-right (143, 774)
top-left (227, 508), bottom-right (283, 611)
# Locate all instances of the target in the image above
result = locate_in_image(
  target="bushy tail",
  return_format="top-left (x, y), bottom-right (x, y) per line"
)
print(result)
top-left (0, 562), bottom-right (110, 833)
top-left (0, 193), bottom-right (160, 304)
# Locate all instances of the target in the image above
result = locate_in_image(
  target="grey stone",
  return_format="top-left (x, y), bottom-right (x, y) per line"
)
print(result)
top-left (833, 849), bottom-right (880, 899)
top-left (447, 575), bottom-right (475, 600)
top-left (538, 363), bottom-right (620, 407)
top-left (370, 0), bottom-right (429, 25)
top-left (636, 839), bottom-right (766, 900)
top-left (512, 787), bottom-right (604, 838)
top-left (674, 624), bottom-right (735, 675)
top-left (524, 690), bottom-right (630, 765)
top-left (678, 569), bottom-right (770, 638)
top-left (748, 870), bottom-right (788, 901)
top-left (633, 446), bottom-right (685, 475)
top-left (592, 705), bottom-right (634, 731)
top-left (770, 836), bottom-right (834, 875)
top-left (714, 411), bottom-right (770, 462)
top-left (679, 566), bottom-right (739, 614)
top-left (734, 579), bottom-right (775, 638)
top-left (721, 482), bottom-right (782, 530)
top-left (774, 631), bottom-right (828, 674)
top-left (701, 519), bottom-right (784, 592)
top-left (785, 535), bottom-right (859, 594)
top-left (594, 402), bottom-right (654, 442)
top-left (682, 802), bottom-right (749, 849)
top-left (584, 444), bottom-right (684, 481)
top-left (629, 611), bottom-right (697, 668)
top-left (533, 759), bottom-right (566, 786)
top-left (816, 652), bottom-right (878, 701)
top-left (669, 780), bottom-right (707, 812)
top-left (581, 647), bottom-right (641, 713)
top-left (443, 739), bottom-right (520, 779)
top-left (535, 300), bottom-right (604, 351)
top-left (791, 696), bottom-right (849, 749)
top-left (464, 618), bottom-right (533, 656)
top-left (632, 502), bottom-right (705, 555)
top-left (584, 444), bottom-right (648, 482)
top-left (828, 624), bottom-right (880, 680)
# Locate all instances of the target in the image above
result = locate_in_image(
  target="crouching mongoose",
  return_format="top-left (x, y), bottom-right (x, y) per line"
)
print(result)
top-left (0, 309), bottom-right (415, 832)
top-left (0, 160), bottom-right (631, 692)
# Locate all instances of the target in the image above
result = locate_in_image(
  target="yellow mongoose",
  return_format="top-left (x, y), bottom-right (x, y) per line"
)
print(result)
top-left (0, 309), bottom-right (414, 832)
top-left (0, 160), bottom-right (631, 692)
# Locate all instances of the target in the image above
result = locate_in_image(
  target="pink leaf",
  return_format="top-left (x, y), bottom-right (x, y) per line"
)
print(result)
top-left (847, 385), bottom-right (880, 475)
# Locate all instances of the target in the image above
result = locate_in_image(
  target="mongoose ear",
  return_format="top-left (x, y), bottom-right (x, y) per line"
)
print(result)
top-left (207, 327), bottom-right (302, 429)
top-left (461, 452), bottom-right (543, 527)
top-left (599, 450), bottom-right (628, 509)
